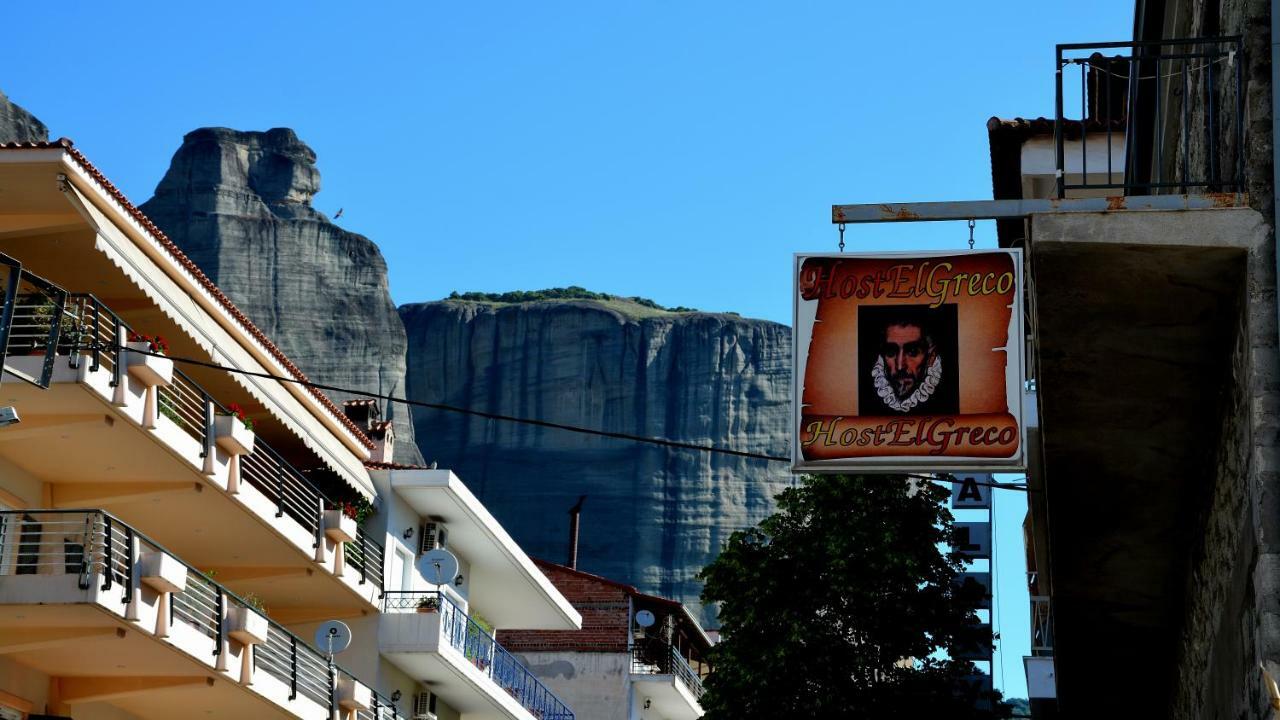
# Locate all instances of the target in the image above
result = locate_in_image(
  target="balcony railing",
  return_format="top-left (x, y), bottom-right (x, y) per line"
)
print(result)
top-left (382, 591), bottom-right (575, 720)
top-left (630, 643), bottom-right (706, 701)
top-left (1055, 36), bottom-right (1245, 197)
top-left (0, 510), bottom-right (404, 719)
top-left (16, 293), bottom-right (385, 595)
top-left (1031, 595), bottom-right (1053, 656)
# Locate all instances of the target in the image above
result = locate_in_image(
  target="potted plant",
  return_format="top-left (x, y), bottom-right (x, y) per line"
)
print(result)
top-left (214, 402), bottom-right (255, 455)
top-left (416, 595), bottom-right (440, 613)
top-left (227, 594), bottom-right (269, 645)
top-left (323, 506), bottom-right (358, 543)
top-left (27, 299), bottom-right (76, 355)
top-left (125, 332), bottom-right (174, 386)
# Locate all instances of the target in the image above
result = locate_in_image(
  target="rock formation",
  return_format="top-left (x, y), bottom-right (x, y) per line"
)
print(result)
top-left (140, 128), bottom-right (422, 464)
top-left (0, 89), bottom-right (48, 143)
top-left (400, 297), bottom-right (793, 624)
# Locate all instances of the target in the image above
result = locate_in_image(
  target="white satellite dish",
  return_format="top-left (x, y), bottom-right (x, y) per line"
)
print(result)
top-left (417, 548), bottom-right (460, 586)
top-left (314, 620), bottom-right (352, 657)
top-left (635, 610), bottom-right (656, 628)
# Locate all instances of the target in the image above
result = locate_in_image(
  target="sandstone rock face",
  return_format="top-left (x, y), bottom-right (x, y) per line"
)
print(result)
top-left (139, 128), bottom-right (422, 464)
top-left (0, 90), bottom-right (48, 143)
top-left (400, 298), bottom-right (793, 625)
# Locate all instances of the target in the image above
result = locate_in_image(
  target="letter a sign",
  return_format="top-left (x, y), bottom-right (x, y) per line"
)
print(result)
top-left (951, 475), bottom-right (992, 509)
top-left (791, 250), bottom-right (1026, 473)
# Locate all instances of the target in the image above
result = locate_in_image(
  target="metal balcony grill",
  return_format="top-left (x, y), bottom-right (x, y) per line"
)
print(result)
top-left (1055, 36), bottom-right (1245, 197)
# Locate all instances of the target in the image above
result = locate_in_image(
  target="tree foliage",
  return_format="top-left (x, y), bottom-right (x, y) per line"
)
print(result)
top-left (698, 474), bottom-right (1008, 718)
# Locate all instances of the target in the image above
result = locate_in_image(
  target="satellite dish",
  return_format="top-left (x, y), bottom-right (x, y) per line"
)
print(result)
top-left (314, 620), bottom-right (352, 656)
top-left (635, 610), bottom-right (656, 628)
top-left (417, 548), bottom-right (460, 586)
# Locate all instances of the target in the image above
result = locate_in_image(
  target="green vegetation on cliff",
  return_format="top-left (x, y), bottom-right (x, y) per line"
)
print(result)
top-left (445, 286), bottom-right (706, 314)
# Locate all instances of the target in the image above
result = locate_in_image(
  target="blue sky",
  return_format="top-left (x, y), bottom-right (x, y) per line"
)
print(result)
top-left (3, 0), bottom-right (1133, 699)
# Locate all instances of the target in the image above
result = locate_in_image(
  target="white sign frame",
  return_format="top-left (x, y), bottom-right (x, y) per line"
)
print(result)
top-left (791, 249), bottom-right (1027, 473)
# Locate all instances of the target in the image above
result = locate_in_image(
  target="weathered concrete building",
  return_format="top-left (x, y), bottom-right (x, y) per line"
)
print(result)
top-left (986, 0), bottom-right (1276, 717)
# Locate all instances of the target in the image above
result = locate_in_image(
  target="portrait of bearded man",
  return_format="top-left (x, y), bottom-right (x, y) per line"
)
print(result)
top-left (858, 305), bottom-right (959, 417)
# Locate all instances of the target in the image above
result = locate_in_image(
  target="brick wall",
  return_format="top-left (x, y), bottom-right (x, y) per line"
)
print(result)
top-left (499, 563), bottom-right (632, 653)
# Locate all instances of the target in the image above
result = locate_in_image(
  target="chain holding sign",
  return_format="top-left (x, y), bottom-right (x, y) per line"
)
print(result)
top-left (792, 250), bottom-right (1026, 472)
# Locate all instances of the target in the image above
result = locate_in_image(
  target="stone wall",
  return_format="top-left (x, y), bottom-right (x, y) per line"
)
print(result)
top-left (1160, 1), bottom-right (1277, 717)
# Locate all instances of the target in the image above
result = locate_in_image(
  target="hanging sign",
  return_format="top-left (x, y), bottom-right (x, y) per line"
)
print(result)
top-left (950, 474), bottom-right (993, 509)
top-left (792, 251), bottom-right (1026, 472)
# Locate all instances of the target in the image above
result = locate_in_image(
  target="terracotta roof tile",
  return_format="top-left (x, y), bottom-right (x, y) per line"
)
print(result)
top-left (0, 138), bottom-right (374, 449)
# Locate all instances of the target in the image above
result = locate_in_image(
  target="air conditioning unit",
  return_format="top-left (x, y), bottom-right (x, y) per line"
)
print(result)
top-left (419, 522), bottom-right (448, 554)
top-left (413, 692), bottom-right (438, 720)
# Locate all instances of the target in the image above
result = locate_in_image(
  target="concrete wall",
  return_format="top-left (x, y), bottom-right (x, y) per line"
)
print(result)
top-left (511, 651), bottom-right (630, 720)
top-left (1031, 207), bottom-right (1274, 717)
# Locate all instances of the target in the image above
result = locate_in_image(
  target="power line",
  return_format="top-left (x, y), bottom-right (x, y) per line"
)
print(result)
top-left (112, 344), bottom-right (1032, 491)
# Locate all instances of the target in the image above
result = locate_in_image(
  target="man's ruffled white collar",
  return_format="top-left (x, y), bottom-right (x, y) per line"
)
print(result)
top-left (872, 354), bottom-right (942, 413)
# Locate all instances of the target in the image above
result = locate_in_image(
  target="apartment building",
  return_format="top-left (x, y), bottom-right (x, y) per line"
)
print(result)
top-left (0, 139), bottom-right (581, 720)
top-left (499, 560), bottom-right (710, 720)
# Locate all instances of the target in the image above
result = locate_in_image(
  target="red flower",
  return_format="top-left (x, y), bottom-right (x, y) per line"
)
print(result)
top-left (127, 332), bottom-right (169, 355)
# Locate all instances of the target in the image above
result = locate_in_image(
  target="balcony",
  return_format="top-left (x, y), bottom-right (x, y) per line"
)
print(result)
top-left (0, 510), bottom-right (401, 720)
top-left (1053, 37), bottom-right (1244, 198)
top-left (629, 643), bottom-right (706, 720)
top-left (379, 591), bottom-right (574, 720)
top-left (0, 293), bottom-right (385, 614)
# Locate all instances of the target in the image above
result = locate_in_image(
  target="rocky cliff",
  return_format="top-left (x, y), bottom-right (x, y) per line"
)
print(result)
top-left (139, 128), bottom-right (422, 464)
top-left (0, 90), bottom-right (48, 143)
top-left (400, 297), bottom-right (793, 624)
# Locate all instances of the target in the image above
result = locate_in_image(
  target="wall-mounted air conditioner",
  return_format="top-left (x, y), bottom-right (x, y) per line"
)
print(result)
top-left (413, 691), bottom-right (438, 720)
top-left (419, 522), bottom-right (448, 554)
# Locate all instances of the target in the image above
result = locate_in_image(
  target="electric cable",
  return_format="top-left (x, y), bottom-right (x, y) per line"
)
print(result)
top-left (109, 343), bottom-right (1032, 491)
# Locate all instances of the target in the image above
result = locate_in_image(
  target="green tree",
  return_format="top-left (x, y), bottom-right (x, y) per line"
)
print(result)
top-left (698, 474), bottom-right (1008, 718)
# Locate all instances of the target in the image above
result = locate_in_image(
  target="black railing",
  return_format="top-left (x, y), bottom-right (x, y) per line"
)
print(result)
top-left (1055, 36), bottom-right (1245, 197)
top-left (39, 294), bottom-right (385, 592)
top-left (631, 643), bottom-right (707, 701)
top-left (0, 509), bottom-right (404, 719)
top-left (382, 591), bottom-right (575, 719)
top-left (348, 527), bottom-right (385, 594)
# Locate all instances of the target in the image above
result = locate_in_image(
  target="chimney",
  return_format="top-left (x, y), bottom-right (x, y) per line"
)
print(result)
top-left (341, 399), bottom-right (381, 431)
top-left (567, 495), bottom-right (586, 570)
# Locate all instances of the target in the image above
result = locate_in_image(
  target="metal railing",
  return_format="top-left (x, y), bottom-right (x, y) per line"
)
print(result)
top-left (3, 268), bottom-right (70, 388)
top-left (1031, 595), bottom-right (1053, 656)
top-left (30, 293), bottom-right (385, 594)
top-left (630, 643), bottom-right (707, 701)
top-left (348, 527), bottom-right (385, 593)
top-left (1055, 36), bottom-right (1245, 197)
top-left (0, 510), bottom-right (404, 718)
top-left (382, 591), bottom-right (575, 719)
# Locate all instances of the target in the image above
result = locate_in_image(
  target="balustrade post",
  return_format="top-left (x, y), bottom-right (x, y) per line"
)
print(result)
top-left (290, 636), bottom-right (298, 700)
top-left (215, 586), bottom-right (229, 671)
top-left (88, 300), bottom-right (101, 373)
top-left (314, 498), bottom-right (327, 564)
top-left (202, 397), bottom-right (216, 475)
top-left (111, 323), bottom-right (127, 406)
top-left (123, 529), bottom-right (139, 620)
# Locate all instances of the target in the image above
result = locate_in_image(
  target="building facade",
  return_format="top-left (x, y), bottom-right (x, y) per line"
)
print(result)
top-left (981, 0), bottom-right (1276, 716)
top-left (0, 140), bottom-right (581, 720)
top-left (499, 561), bottom-right (710, 720)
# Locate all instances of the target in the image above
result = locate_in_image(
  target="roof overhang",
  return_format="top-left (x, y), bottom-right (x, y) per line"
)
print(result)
top-left (388, 469), bottom-right (582, 630)
top-left (0, 146), bottom-right (373, 497)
